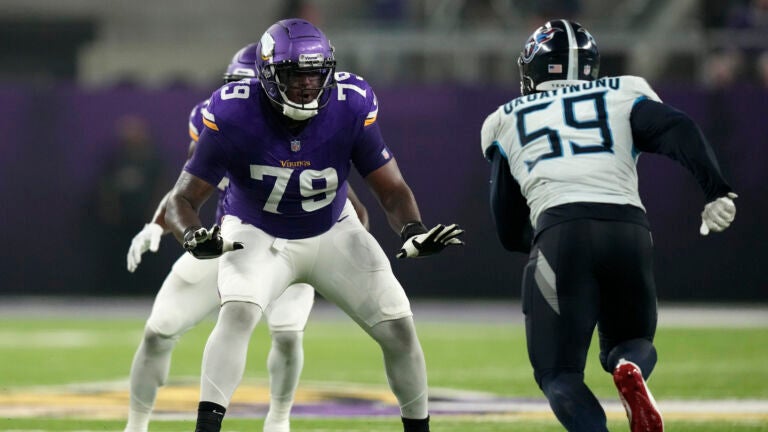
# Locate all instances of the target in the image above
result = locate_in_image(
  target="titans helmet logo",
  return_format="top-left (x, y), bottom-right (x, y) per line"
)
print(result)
top-left (521, 27), bottom-right (562, 64)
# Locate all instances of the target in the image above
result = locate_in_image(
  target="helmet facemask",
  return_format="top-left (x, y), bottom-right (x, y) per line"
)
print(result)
top-left (263, 61), bottom-right (336, 121)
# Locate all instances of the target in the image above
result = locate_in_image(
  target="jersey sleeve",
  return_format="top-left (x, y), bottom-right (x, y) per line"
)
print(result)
top-left (630, 99), bottom-right (733, 201)
top-left (188, 99), bottom-right (209, 143)
top-left (489, 147), bottom-right (533, 253)
top-left (342, 74), bottom-right (394, 176)
top-left (183, 92), bottom-right (231, 187)
top-left (621, 75), bottom-right (662, 104)
top-left (481, 109), bottom-right (505, 161)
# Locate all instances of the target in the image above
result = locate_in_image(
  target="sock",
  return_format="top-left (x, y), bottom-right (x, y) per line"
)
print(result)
top-left (124, 329), bottom-right (177, 432)
top-left (402, 416), bottom-right (430, 432)
top-left (195, 401), bottom-right (226, 432)
top-left (199, 302), bottom-right (262, 405)
top-left (368, 318), bottom-right (429, 419)
top-left (264, 330), bottom-right (303, 427)
top-left (605, 338), bottom-right (657, 379)
top-left (123, 409), bottom-right (151, 432)
top-left (540, 372), bottom-right (608, 432)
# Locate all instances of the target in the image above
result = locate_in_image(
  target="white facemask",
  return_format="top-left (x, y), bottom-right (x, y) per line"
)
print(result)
top-left (280, 91), bottom-right (320, 121)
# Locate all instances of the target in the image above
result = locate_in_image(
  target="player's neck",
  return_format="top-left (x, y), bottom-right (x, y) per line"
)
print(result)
top-left (284, 117), bottom-right (309, 135)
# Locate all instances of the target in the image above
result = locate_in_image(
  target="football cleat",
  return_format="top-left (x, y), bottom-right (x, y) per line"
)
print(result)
top-left (613, 359), bottom-right (664, 432)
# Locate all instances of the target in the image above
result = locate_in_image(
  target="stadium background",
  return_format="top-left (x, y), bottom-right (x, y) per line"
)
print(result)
top-left (0, 0), bottom-right (766, 301)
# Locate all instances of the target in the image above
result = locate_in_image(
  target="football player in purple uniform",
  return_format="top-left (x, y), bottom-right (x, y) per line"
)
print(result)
top-left (124, 43), bottom-right (369, 432)
top-left (481, 19), bottom-right (736, 432)
top-left (164, 19), bottom-right (464, 432)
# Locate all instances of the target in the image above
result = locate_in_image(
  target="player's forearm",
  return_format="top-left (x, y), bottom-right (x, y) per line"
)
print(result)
top-left (347, 186), bottom-right (370, 230)
top-left (149, 191), bottom-right (172, 232)
top-left (379, 186), bottom-right (422, 236)
top-left (165, 192), bottom-right (203, 244)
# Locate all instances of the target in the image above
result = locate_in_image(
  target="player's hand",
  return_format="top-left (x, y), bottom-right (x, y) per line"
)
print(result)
top-left (126, 223), bottom-right (164, 272)
top-left (700, 192), bottom-right (737, 236)
top-left (397, 223), bottom-right (465, 259)
top-left (183, 224), bottom-right (244, 259)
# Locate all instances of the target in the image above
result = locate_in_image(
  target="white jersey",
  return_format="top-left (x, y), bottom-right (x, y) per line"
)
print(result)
top-left (481, 75), bottom-right (662, 228)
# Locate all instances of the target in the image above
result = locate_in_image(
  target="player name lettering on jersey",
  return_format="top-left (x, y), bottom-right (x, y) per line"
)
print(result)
top-left (481, 75), bottom-right (662, 228)
top-left (503, 77), bottom-right (622, 113)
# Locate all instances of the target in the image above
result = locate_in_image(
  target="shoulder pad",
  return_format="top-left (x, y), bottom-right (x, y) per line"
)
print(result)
top-left (481, 109), bottom-right (503, 161)
top-left (204, 79), bottom-right (260, 132)
top-left (334, 71), bottom-right (378, 126)
top-left (188, 99), bottom-right (210, 142)
top-left (618, 75), bottom-right (662, 103)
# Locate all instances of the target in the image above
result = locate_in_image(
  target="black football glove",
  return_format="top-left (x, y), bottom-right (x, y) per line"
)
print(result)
top-left (396, 222), bottom-right (465, 259)
top-left (183, 224), bottom-right (244, 259)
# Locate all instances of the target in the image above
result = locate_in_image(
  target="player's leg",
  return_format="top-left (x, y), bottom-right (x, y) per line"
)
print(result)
top-left (524, 221), bottom-right (608, 432)
top-left (125, 254), bottom-right (219, 432)
top-left (261, 283), bottom-right (315, 432)
top-left (195, 216), bottom-right (296, 432)
top-left (595, 222), bottom-right (663, 432)
top-left (309, 207), bottom-right (429, 432)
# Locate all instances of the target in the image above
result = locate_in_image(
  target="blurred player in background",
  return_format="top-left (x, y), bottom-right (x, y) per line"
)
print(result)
top-left (123, 43), bottom-right (370, 432)
top-left (481, 19), bottom-right (737, 432)
top-left (164, 18), bottom-right (464, 432)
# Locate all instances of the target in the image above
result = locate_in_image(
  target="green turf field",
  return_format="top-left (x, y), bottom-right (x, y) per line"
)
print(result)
top-left (1, 303), bottom-right (767, 431)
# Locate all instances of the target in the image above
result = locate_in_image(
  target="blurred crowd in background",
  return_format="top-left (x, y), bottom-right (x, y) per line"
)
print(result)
top-left (2, 0), bottom-right (768, 88)
top-left (1, 0), bottom-right (765, 299)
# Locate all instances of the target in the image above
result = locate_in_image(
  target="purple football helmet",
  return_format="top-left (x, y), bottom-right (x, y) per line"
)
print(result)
top-left (255, 18), bottom-right (336, 121)
top-left (223, 43), bottom-right (259, 83)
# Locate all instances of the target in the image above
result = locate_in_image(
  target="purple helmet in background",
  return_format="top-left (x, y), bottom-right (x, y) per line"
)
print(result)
top-left (255, 18), bottom-right (336, 121)
top-left (223, 43), bottom-right (258, 83)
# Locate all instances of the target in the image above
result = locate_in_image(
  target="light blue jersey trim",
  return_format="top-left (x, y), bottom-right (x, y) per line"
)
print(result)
top-left (485, 140), bottom-right (508, 161)
top-left (630, 96), bottom-right (648, 159)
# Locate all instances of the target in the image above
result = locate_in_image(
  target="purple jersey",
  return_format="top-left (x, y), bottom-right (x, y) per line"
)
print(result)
top-left (188, 98), bottom-right (230, 224)
top-left (185, 72), bottom-right (391, 239)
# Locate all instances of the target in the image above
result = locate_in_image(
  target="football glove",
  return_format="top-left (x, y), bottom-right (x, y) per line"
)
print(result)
top-left (126, 223), bottom-right (164, 273)
top-left (396, 222), bottom-right (465, 259)
top-left (699, 192), bottom-right (738, 236)
top-left (183, 224), bottom-right (244, 259)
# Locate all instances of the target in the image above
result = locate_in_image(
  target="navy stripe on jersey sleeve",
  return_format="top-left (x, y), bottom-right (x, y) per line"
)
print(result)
top-left (183, 126), bottom-right (230, 187)
top-left (489, 147), bottom-right (533, 253)
top-left (630, 99), bottom-right (733, 202)
top-left (351, 122), bottom-right (393, 177)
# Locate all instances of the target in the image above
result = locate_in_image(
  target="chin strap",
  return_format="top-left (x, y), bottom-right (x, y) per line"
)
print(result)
top-left (282, 103), bottom-right (318, 120)
top-left (280, 92), bottom-right (320, 121)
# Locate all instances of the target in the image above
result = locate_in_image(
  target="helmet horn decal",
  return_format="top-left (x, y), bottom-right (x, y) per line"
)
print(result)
top-left (260, 32), bottom-right (275, 62)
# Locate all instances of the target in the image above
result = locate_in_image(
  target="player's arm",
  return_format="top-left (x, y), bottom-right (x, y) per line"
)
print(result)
top-left (365, 159), bottom-right (464, 258)
top-left (165, 125), bottom-right (243, 258)
top-left (488, 147), bottom-right (533, 253)
top-left (364, 159), bottom-right (419, 234)
top-left (165, 171), bottom-right (215, 243)
top-left (347, 185), bottom-right (370, 230)
top-left (126, 138), bottom-right (201, 271)
top-left (631, 99), bottom-right (737, 234)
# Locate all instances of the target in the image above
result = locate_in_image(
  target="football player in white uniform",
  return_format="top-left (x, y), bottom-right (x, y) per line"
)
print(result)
top-left (123, 43), bottom-right (370, 432)
top-left (481, 20), bottom-right (736, 432)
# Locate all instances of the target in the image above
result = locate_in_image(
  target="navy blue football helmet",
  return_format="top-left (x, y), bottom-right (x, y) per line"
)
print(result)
top-left (518, 19), bottom-right (600, 95)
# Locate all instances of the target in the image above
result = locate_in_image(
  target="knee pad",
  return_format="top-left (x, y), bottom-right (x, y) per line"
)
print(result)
top-left (270, 330), bottom-right (303, 353)
top-left (219, 301), bottom-right (263, 333)
top-left (603, 338), bottom-right (657, 379)
top-left (368, 317), bottom-right (418, 352)
top-left (142, 326), bottom-right (179, 353)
